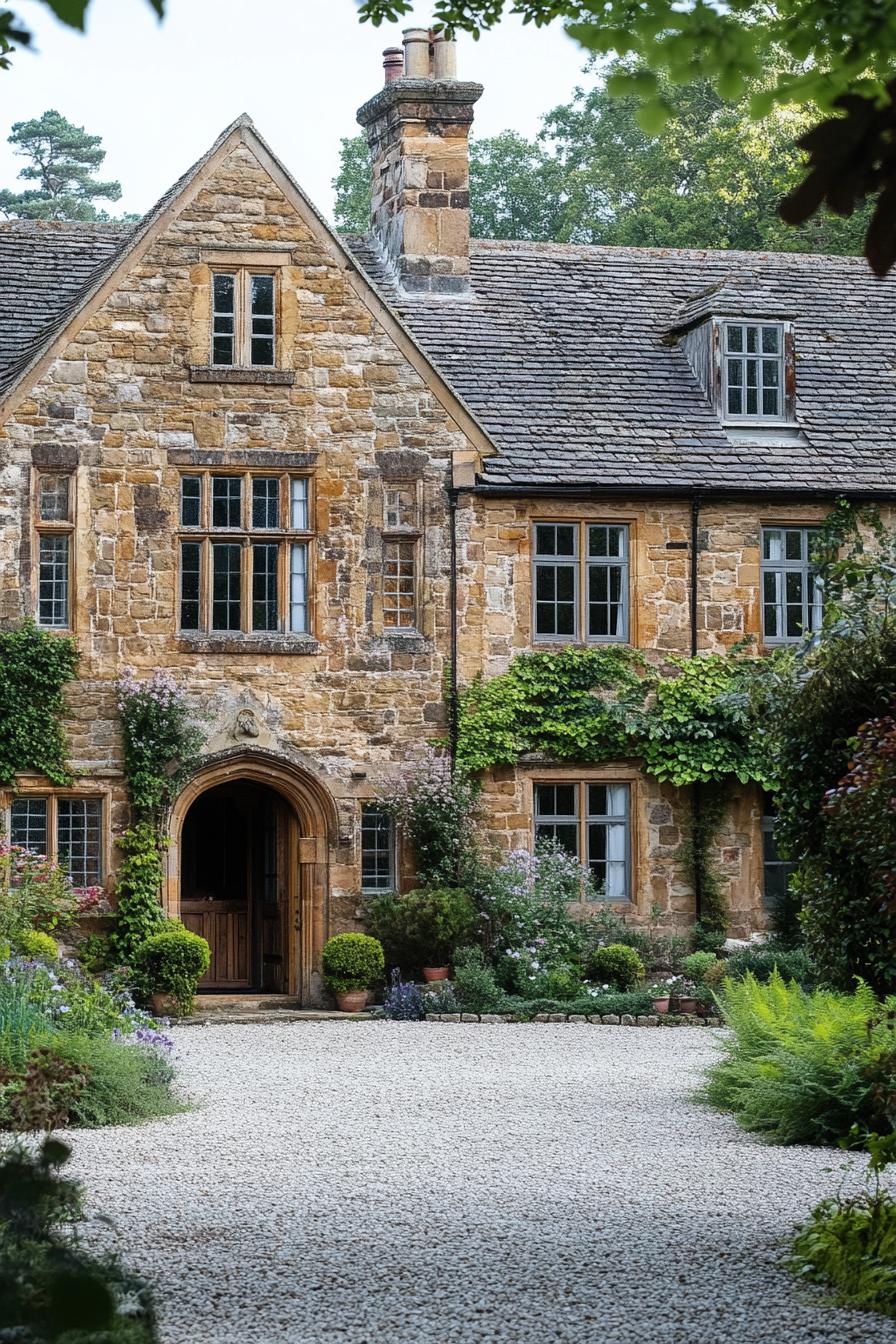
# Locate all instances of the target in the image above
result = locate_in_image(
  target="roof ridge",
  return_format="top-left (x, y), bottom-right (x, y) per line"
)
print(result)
top-left (469, 237), bottom-right (872, 266)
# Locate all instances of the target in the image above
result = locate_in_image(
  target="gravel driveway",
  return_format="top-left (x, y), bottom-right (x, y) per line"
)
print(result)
top-left (70, 1022), bottom-right (896, 1344)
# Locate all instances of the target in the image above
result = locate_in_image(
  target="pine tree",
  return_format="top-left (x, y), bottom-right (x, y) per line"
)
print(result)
top-left (0, 109), bottom-right (122, 221)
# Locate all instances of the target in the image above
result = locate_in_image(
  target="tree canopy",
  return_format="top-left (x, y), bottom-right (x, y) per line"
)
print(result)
top-left (334, 66), bottom-right (866, 254)
top-left (1, 0), bottom-right (162, 70)
top-left (0, 110), bottom-right (122, 221)
top-left (358, 0), bottom-right (896, 273)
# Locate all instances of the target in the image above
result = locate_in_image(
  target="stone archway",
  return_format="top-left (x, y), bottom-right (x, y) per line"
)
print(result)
top-left (166, 750), bottom-right (338, 1005)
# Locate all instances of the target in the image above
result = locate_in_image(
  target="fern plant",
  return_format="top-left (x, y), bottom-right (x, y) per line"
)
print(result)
top-left (703, 971), bottom-right (896, 1145)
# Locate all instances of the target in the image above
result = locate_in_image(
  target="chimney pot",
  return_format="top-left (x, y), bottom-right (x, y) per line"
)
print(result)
top-left (382, 46), bottom-right (404, 84)
top-left (402, 26), bottom-right (431, 78)
top-left (432, 34), bottom-right (457, 79)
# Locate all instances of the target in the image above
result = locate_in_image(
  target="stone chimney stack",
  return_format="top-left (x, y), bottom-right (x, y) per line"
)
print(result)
top-left (356, 29), bottom-right (483, 294)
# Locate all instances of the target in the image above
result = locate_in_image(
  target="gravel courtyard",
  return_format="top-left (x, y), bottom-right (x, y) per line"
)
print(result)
top-left (70, 1022), bottom-right (896, 1344)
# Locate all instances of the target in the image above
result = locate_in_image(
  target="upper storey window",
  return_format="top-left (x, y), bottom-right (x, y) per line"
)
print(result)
top-left (35, 473), bottom-right (74, 629)
top-left (761, 526), bottom-right (823, 644)
top-left (382, 482), bottom-right (420, 630)
top-left (178, 471), bottom-right (312, 636)
top-left (533, 523), bottom-right (629, 644)
top-left (212, 271), bottom-right (276, 368)
top-left (723, 322), bottom-right (785, 421)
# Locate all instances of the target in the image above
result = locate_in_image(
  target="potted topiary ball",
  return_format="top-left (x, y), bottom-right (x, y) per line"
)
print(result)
top-left (133, 926), bottom-right (211, 1017)
top-left (586, 942), bottom-right (645, 992)
top-left (322, 932), bottom-right (385, 1012)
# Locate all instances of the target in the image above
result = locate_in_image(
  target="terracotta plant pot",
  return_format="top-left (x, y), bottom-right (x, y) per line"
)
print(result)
top-left (676, 996), bottom-right (699, 1015)
top-left (151, 992), bottom-right (181, 1018)
top-left (335, 989), bottom-right (369, 1013)
top-left (422, 966), bottom-right (450, 982)
top-left (651, 997), bottom-right (670, 1015)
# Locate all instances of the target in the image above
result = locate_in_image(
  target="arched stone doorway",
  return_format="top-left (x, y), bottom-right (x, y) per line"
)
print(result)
top-left (166, 751), bottom-right (337, 1005)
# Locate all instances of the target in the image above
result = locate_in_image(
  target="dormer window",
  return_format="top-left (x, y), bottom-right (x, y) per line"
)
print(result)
top-left (723, 322), bottom-right (785, 421)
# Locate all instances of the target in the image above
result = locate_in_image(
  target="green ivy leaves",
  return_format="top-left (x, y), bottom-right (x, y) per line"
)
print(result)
top-left (0, 621), bottom-right (78, 787)
top-left (457, 644), bottom-right (768, 788)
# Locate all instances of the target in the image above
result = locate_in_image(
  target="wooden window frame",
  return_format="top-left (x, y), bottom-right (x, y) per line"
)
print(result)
top-left (33, 471), bottom-right (75, 631)
top-left (531, 520), bottom-right (630, 645)
top-left (210, 268), bottom-right (278, 369)
top-left (382, 479), bottom-right (421, 632)
top-left (177, 470), bottom-right (314, 636)
top-left (532, 776), bottom-right (633, 903)
top-left (6, 793), bottom-right (105, 888)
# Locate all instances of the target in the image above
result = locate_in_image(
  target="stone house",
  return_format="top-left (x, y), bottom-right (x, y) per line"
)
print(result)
top-left (1, 31), bottom-right (894, 1000)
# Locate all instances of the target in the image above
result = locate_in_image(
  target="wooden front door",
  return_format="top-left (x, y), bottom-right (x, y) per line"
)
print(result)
top-left (179, 782), bottom-right (292, 991)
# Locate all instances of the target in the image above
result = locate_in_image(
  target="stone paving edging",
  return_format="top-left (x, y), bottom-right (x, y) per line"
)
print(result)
top-left (424, 1012), bottom-right (723, 1027)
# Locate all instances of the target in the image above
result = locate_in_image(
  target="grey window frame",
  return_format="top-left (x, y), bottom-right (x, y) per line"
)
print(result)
top-left (721, 320), bottom-right (789, 423)
top-left (761, 526), bottom-right (823, 644)
top-left (533, 780), bottom-right (632, 902)
top-left (8, 795), bottom-right (103, 887)
top-left (360, 804), bottom-right (396, 893)
top-left (210, 269), bottom-right (277, 369)
top-left (177, 471), bottom-right (313, 635)
top-left (533, 522), bottom-right (630, 644)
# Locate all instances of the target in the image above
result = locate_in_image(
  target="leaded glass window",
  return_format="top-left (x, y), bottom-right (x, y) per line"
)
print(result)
top-left (177, 472), bottom-right (313, 635)
top-left (361, 805), bottom-right (395, 892)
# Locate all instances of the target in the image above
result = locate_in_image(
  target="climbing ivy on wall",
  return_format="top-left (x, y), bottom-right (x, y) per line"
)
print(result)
top-left (112, 669), bottom-right (204, 966)
top-left (456, 643), bottom-right (774, 938)
top-left (0, 621), bottom-right (78, 787)
top-left (457, 643), bottom-right (770, 789)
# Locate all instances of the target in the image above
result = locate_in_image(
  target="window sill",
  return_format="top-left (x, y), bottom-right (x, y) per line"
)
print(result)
top-left (379, 630), bottom-right (431, 652)
top-left (188, 366), bottom-right (296, 386)
top-left (176, 633), bottom-right (321, 655)
top-left (723, 422), bottom-right (808, 447)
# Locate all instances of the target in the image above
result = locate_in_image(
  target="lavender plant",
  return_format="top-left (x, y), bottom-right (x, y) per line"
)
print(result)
top-left (381, 970), bottom-right (426, 1021)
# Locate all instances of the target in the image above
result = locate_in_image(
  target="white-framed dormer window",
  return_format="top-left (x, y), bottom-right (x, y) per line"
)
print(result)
top-left (722, 321), bottom-right (788, 422)
top-left (212, 271), bottom-right (276, 368)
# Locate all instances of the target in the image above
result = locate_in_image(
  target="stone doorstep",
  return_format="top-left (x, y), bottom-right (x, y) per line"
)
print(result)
top-left (179, 1009), bottom-right (375, 1026)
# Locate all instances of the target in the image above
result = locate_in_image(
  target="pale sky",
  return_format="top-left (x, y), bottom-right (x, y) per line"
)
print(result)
top-left (0, 0), bottom-right (589, 220)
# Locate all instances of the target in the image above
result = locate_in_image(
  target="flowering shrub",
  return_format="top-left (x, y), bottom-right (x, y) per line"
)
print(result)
top-left (0, 952), bottom-right (179, 1130)
top-left (0, 842), bottom-right (78, 942)
top-left (117, 668), bottom-right (204, 817)
top-left (473, 842), bottom-right (592, 992)
top-left (379, 751), bottom-right (478, 887)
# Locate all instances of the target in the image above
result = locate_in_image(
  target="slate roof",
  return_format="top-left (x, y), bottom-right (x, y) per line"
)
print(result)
top-left (2, 196), bottom-right (894, 495)
top-left (0, 220), bottom-right (135, 398)
top-left (348, 236), bottom-right (896, 495)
